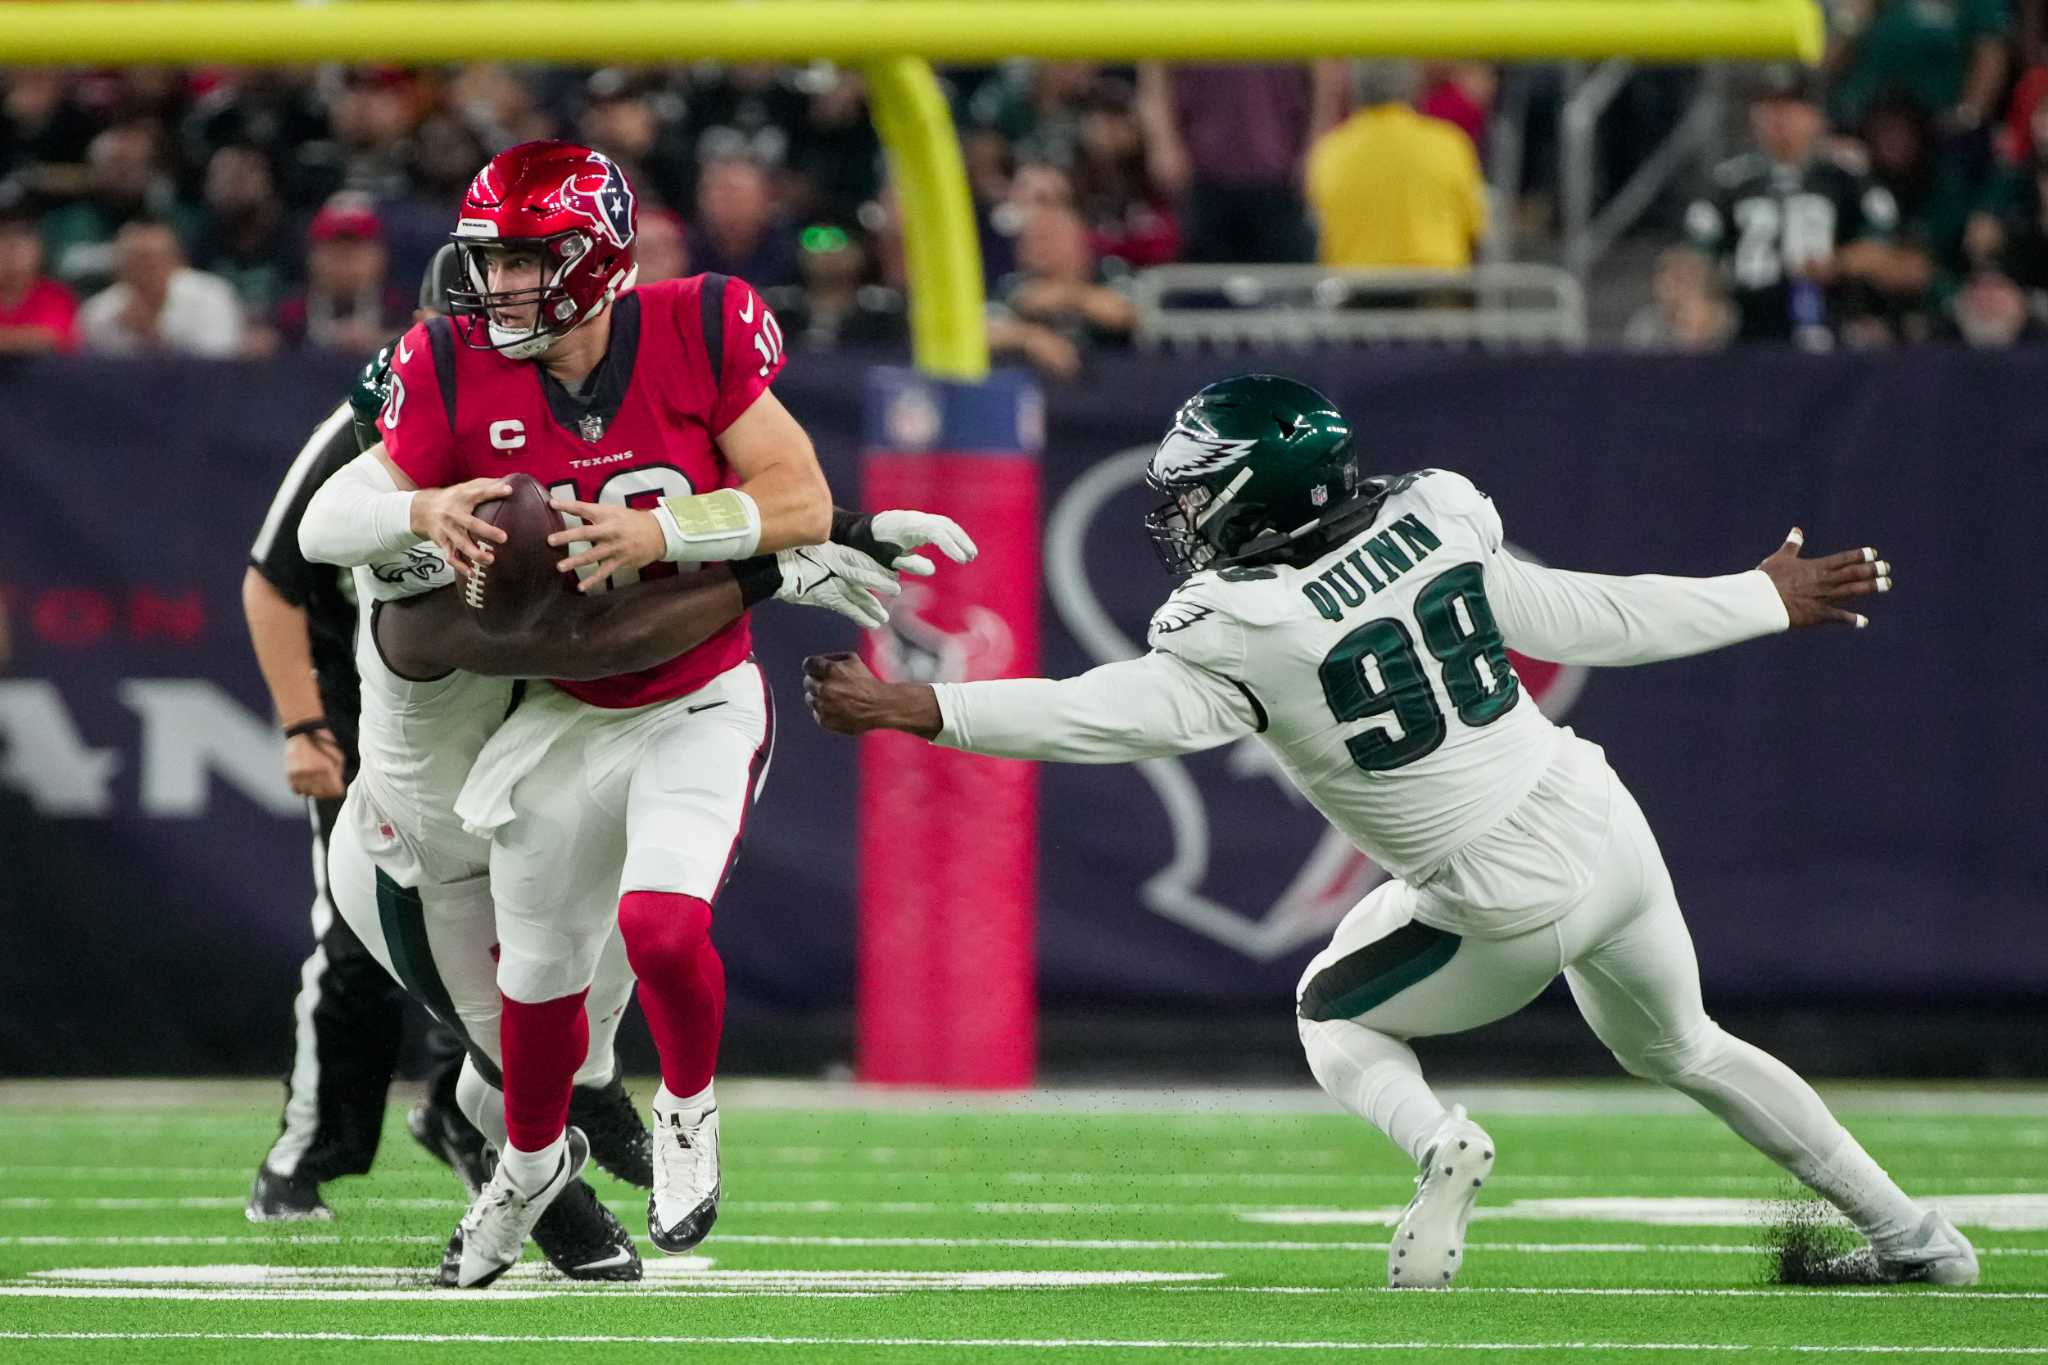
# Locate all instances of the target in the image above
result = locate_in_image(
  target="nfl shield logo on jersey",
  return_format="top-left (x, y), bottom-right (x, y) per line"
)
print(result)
top-left (578, 414), bottom-right (606, 443)
top-left (553, 152), bottom-right (636, 251)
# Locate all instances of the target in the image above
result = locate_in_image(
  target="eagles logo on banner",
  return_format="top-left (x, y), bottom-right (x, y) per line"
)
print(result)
top-left (1046, 448), bottom-right (1588, 963)
top-left (551, 153), bottom-right (636, 250)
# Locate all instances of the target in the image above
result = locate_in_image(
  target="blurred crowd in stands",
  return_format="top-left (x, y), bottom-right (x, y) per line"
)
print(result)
top-left (3, 1), bottom-right (2046, 369)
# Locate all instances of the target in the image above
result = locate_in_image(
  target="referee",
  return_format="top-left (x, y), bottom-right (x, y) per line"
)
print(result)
top-left (243, 246), bottom-right (486, 1220)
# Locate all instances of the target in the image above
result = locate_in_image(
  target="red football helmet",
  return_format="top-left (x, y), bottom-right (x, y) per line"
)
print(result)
top-left (448, 140), bottom-right (639, 358)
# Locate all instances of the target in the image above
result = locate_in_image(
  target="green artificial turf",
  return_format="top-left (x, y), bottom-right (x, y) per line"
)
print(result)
top-left (1, 1080), bottom-right (2042, 1362)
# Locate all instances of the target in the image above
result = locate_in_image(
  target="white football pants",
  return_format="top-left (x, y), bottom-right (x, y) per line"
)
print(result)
top-left (468, 661), bottom-right (773, 1006)
top-left (1296, 763), bottom-right (1924, 1247)
top-left (326, 787), bottom-right (633, 1093)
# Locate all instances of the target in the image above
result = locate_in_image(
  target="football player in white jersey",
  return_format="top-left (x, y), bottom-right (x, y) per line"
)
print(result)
top-left (802, 374), bottom-right (1976, 1290)
top-left (313, 524), bottom-right (906, 1286)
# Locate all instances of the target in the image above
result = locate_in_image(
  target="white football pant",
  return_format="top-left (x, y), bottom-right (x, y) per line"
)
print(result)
top-left (469, 661), bottom-right (772, 1006)
top-left (1296, 757), bottom-right (1925, 1248)
top-left (326, 787), bottom-right (634, 1094)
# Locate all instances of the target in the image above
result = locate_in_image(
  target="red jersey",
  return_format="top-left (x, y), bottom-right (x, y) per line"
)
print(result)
top-left (0, 278), bottom-right (79, 352)
top-left (377, 274), bottom-right (787, 708)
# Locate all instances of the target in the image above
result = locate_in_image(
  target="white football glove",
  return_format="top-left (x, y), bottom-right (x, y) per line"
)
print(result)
top-left (774, 543), bottom-right (901, 629)
top-left (867, 509), bottom-right (978, 577)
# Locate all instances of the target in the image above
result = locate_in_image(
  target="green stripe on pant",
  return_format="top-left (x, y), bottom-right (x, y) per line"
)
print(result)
top-left (1298, 919), bottom-right (1462, 1022)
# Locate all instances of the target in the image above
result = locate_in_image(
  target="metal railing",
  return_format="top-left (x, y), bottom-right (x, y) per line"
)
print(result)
top-left (1560, 60), bottom-right (1730, 281)
top-left (1128, 263), bottom-right (1588, 351)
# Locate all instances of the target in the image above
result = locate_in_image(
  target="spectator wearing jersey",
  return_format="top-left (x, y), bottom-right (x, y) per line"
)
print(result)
top-left (688, 153), bottom-right (799, 287)
top-left (1827, 0), bottom-right (2009, 133)
top-left (1684, 69), bottom-right (1911, 346)
top-left (0, 190), bottom-right (78, 354)
top-left (78, 217), bottom-right (243, 357)
top-left (1305, 61), bottom-right (1488, 269)
top-left (274, 197), bottom-right (408, 354)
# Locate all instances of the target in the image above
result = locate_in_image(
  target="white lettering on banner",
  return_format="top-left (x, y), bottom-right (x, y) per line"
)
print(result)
top-left (0, 681), bottom-right (121, 815)
top-left (118, 681), bottom-right (298, 817)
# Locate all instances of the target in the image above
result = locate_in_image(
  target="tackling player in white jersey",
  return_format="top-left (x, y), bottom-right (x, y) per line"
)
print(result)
top-left (307, 497), bottom-right (916, 1285)
top-left (803, 374), bottom-right (1976, 1290)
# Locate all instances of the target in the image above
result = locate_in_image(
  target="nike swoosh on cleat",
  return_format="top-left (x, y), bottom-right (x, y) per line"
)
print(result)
top-left (573, 1248), bottom-right (636, 1271)
top-left (686, 701), bottom-right (728, 714)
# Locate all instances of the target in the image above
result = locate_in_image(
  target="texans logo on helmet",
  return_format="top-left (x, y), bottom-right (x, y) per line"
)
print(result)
top-left (553, 154), bottom-right (636, 250)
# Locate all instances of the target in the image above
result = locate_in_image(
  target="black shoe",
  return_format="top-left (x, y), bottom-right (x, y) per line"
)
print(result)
top-left (531, 1178), bottom-right (643, 1281)
top-left (568, 1073), bottom-right (654, 1189)
top-left (409, 1097), bottom-right (492, 1197)
top-left (246, 1164), bottom-right (332, 1222)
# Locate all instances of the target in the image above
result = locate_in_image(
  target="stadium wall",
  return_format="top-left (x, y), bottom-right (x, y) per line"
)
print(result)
top-left (1, 348), bottom-right (2041, 1077)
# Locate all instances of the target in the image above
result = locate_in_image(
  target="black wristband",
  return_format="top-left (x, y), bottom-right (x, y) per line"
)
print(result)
top-left (830, 506), bottom-right (903, 569)
top-left (731, 555), bottom-right (782, 608)
top-left (282, 718), bottom-right (331, 740)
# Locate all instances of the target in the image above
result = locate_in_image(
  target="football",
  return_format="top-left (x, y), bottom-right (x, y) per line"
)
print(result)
top-left (462, 472), bottom-right (569, 634)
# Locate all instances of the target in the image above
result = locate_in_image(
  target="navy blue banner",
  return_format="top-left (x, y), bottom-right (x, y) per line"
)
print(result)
top-left (2, 348), bottom-right (2042, 1072)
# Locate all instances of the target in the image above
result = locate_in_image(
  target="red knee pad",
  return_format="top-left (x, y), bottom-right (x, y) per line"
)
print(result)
top-left (618, 891), bottom-right (714, 978)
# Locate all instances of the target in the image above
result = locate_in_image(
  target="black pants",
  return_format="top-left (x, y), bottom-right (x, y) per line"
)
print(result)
top-left (1179, 181), bottom-right (1316, 265)
top-left (259, 795), bottom-right (463, 1184)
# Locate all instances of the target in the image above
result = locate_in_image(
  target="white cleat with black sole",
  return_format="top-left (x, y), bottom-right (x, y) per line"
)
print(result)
top-left (439, 1127), bottom-right (588, 1289)
top-left (649, 1100), bottom-right (720, 1254)
top-left (1388, 1104), bottom-right (1494, 1289)
top-left (1827, 1209), bottom-right (1980, 1286)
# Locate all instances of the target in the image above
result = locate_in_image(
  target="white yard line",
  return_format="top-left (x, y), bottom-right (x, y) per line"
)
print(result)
top-left (1, 1232), bottom-right (2043, 1256)
top-left (5, 1078), bottom-right (2047, 1118)
top-left (1, 1331), bottom-right (2044, 1354)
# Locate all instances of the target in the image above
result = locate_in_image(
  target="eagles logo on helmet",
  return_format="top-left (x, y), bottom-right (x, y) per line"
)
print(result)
top-left (445, 141), bottom-right (640, 360)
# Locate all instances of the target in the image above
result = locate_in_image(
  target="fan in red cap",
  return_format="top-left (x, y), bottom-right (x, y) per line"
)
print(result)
top-left (448, 140), bottom-right (639, 358)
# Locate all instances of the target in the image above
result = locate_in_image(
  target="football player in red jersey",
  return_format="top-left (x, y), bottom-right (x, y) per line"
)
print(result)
top-left (304, 140), bottom-right (973, 1284)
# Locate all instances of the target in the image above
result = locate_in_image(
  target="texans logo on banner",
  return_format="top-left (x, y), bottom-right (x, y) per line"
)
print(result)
top-left (1046, 449), bottom-right (1587, 963)
top-left (553, 154), bottom-right (636, 249)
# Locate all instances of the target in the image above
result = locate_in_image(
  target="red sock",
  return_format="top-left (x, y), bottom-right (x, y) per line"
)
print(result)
top-left (618, 890), bottom-right (726, 1096)
top-left (498, 989), bottom-right (589, 1153)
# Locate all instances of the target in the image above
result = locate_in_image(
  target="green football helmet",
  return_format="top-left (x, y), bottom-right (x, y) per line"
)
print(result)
top-left (1144, 374), bottom-right (1360, 575)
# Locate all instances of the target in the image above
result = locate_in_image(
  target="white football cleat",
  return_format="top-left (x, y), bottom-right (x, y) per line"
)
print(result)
top-left (438, 1127), bottom-right (587, 1289)
top-left (1830, 1209), bottom-right (1980, 1286)
top-left (649, 1097), bottom-right (721, 1254)
top-left (1388, 1105), bottom-right (1494, 1289)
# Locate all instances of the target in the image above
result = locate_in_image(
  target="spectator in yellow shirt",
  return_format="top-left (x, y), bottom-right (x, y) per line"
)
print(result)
top-left (1305, 63), bottom-right (1488, 269)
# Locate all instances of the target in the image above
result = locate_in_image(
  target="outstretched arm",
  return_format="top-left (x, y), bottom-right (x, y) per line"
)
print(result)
top-left (802, 651), bottom-right (1260, 762)
top-left (1486, 528), bottom-right (1891, 667)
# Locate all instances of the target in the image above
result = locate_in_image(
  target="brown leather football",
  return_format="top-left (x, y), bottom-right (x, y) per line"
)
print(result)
top-left (462, 473), bottom-right (570, 634)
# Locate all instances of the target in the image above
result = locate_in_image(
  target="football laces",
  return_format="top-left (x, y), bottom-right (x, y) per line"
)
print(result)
top-left (463, 562), bottom-right (487, 611)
